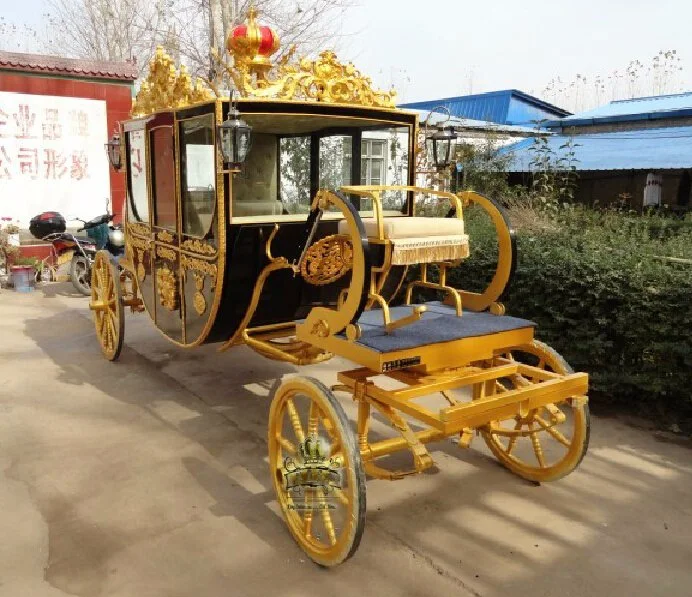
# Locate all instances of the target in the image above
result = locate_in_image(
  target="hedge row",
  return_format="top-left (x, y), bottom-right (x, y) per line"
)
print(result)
top-left (448, 206), bottom-right (692, 429)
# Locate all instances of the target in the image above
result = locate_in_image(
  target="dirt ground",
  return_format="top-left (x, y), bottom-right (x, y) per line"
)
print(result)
top-left (1, 283), bottom-right (691, 597)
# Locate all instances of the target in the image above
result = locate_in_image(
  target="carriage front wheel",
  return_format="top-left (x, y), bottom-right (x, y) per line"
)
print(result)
top-left (89, 251), bottom-right (124, 361)
top-left (268, 376), bottom-right (366, 567)
top-left (481, 340), bottom-right (590, 483)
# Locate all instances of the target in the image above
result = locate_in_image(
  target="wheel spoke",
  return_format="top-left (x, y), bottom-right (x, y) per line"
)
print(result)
top-left (285, 398), bottom-right (305, 444)
top-left (535, 415), bottom-right (571, 447)
top-left (529, 424), bottom-right (546, 468)
top-left (106, 314), bottom-right (116, 349)
top-left (308, 400), bottom-right (320, 436)
top-left (544, 402), bottom-right (566, 424)
top-left (504, 419), bottom-right (523, 455)
top-left (277, 435), bottom-right (298, 455)
top-left (317, 489), bottom-right (337, 546)
top-left (329, 440), bottom-right (343, 460)
top-left (331, 485), bottom-right (350, 507)
top-left (303, 488), bottom-right (313, 538)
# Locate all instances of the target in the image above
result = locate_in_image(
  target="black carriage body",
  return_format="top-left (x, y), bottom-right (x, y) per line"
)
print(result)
top-left (120, 99), bottom-right (418, 346)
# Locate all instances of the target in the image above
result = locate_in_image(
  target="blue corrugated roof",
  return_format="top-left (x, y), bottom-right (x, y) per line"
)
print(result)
top-left (549, 92), bottom-right (692, 127)
top-left (409, 109), bottom-right (540, 135)
top-left (401, 90), bottom-right (570, 126)
top-left (501, 126), bottom-right (692, 171)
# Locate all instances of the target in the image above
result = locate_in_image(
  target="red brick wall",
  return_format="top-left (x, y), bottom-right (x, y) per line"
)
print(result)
top-left (0, 73), bottom-right (133, 223)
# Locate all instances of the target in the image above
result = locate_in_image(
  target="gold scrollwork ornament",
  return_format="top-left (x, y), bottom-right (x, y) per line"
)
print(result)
top-left (157, 245), bottom-right (177, 261)
top-left (157, 230), bottom-right (174, 243)
top-left (182, 238), bottom-right (216, 256)
top-left (300, 235), bottom-right (353, 285)
top-left (156, 266), bottom-right (179, 311)
top-left (136, 249), bottom-right (146, 282)
top-left (192, 271), bottom-right (207, 316)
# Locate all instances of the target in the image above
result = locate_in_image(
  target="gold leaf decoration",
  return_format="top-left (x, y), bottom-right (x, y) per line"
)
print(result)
top-left (181, 255), bottom-right (218, 282)
top-left (226, 49), bottom-right (396, 108)
top-left (156, 245), bottom-right (177, 261)
top-left (132, 47), bottom-right (214, 117)
top-left (156, 266), bottom-right (179, 311)
top-left (300, 234), bottom-right (353, 285)
top-left (128, 222), bottom-right (150, 237)
top-left (157, 230), bottom-right (174, 243)
top-left (214, 9), bottom-right (396, 109)
top-left (192, 271), bottom-right (207, 316)
top-left (181, 238), bottom-right (216, 256)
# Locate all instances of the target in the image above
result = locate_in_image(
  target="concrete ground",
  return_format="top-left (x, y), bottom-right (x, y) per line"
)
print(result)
top-left (1, 283), bottom-right (691, 597)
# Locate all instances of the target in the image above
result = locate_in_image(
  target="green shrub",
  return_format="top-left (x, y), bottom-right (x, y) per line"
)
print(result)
top-left (449, 206), bottom-right (692, 429)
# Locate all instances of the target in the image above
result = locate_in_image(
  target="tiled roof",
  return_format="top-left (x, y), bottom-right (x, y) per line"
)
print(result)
top-left (0, 50), bottom-right (137, 81)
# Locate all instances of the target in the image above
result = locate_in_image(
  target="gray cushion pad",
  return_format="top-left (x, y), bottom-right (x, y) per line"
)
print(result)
top-left (347, 301), bottom-right (535, 353)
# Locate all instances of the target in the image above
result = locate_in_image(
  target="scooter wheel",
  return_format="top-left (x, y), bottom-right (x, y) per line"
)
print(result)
top-left (70, 254), bottom-right (92, 295)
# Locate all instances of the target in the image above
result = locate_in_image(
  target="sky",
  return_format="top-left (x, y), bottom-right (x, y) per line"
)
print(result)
top-left (4, 0), bottom-right (692, 107)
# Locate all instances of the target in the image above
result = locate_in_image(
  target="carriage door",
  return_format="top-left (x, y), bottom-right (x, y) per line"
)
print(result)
top-left (148, 113), bottom-right (184, 343)
top-left (125, 120), bottom-right (155, 317)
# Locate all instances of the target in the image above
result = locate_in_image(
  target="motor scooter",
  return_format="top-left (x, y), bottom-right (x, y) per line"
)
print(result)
top-left (30, 211), bottom-right (125, 295)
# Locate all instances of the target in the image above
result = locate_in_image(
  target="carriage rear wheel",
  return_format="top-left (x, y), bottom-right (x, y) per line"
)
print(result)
top-left (90, 251), bottom-right (124, 361)
top-left (268, 376), bottom-right (366, 567)
top-left (481, 340), bottom-right (590, 483)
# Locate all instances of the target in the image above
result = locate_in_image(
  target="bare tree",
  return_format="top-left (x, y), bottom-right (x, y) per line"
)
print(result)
top-left (44, 0), bottom-right (174, 76)
top-left (168, 0), bottom-right (355, 79)
top-left (0, 17), bottom-right (41, 53)
top-left (41, 0), bottom-right (354, 80)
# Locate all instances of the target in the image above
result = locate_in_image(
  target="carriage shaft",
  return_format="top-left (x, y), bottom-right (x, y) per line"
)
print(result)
top-left (337, 367), bottom-right (589, 436)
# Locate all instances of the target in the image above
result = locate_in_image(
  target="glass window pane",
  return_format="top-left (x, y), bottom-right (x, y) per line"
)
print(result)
top-left (370, 159), bottom-right (383, 180)
top-left (319, 135), bottom-right (352, 191)
top-left (280, 136), bottom-right (311, 215)
top-left (371, 141), bottom-right (385, 156)
top-left (150, 126), bottom-right (177, 231)
top-left (180, 114), bottom-right (216, 238)
top-left (127, 130), bottom-right (149, 222)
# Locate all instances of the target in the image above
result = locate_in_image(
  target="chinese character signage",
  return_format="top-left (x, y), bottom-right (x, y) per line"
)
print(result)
top-left (0, 92), bottom-right (110, 225)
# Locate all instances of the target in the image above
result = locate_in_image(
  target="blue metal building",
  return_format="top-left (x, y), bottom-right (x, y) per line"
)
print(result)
top-left (401, 90), bottom-right (571, 126)
top-left (501, 92), bottom-right (692, 210)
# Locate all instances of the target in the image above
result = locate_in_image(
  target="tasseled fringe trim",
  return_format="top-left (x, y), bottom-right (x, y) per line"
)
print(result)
top-left (391, 239), bottom-right (470, 265)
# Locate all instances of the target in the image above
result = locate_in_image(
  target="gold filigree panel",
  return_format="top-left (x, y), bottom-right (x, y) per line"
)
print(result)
top-left (301, 235), bottom-right (353, 285)
top-left (180, 254), bottom-right (218, 317)
top-left (181, 239), bottom-right (216, 256)
top-left (156, 245), bottom-right (177, 261)
top-left (128, 222), bottom-right (150, 237)
top-left (157, 230), bottom-right (174, 243)
top-left (156, 266), bottom-right (179, 311)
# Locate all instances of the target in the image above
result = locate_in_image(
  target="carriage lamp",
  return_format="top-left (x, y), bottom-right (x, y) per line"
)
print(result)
top-left (424, 106), bottom-right (459, 170)
top-left (217, 104), bottom-right (252, 171)
top-left (105, 132), bottom-right (122, 170)
top-left (427, 125), bottom-right (458, 171)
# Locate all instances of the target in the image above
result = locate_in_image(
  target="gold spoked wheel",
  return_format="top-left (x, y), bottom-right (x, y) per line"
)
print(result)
top-left (90, 251), bottom-right (124, 361)
top-left (268, 376), bottom-right (366, 567)
top-left (481, 340), bottom-right (590, 483)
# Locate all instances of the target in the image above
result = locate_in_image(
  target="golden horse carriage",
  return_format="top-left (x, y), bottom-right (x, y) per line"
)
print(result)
top-left (96, 9), bottom-right (590, 567)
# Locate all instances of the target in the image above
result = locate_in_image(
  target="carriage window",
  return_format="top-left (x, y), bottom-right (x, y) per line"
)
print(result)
top-left (150, 126), bottom-right (177, 231)
top-left (363, 127), bottom-right (410, 212)
top-left (127, 130), bottom-right (149, 222)
top-left (180, 115), bottom-right (216, 237)
top-left (320, 135), bottom-right (353, 190)
top-left (279, 136), bottom-right (311, 215)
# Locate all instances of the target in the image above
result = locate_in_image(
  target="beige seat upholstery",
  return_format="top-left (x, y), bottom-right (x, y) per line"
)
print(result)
top-left (339, 216), bottom-right (464, 238)
top-left (338, 217), bottom-right (469, 265)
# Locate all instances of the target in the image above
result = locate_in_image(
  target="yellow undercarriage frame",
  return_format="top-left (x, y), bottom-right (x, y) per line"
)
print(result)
top-left (234, 187), bottom-right (590, 567)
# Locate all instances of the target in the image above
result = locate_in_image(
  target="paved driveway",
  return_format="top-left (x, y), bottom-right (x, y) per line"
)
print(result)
top-left (1, 284), bottom-right (691, 597)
